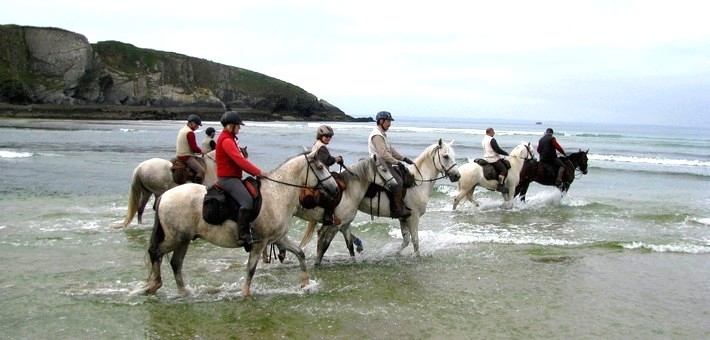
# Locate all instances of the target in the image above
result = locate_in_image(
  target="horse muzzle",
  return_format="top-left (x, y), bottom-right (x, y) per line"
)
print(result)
top-left (448, 171), bottom-right (461, 182)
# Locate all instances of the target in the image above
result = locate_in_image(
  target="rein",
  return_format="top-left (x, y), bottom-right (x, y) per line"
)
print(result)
top-left (262, 154), bottom-right (333, 190)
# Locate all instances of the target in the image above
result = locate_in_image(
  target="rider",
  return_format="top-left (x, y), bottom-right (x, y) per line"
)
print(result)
top-left (215, 111), bottom-right (268, 252)
top-left (482, 127), bottom-right (509, 193)
top-left (176, 114), bottom-right (205, 184)
top-left (312, 125), bottom-right (344, 226)
top-left (537, 127), bottom-right (566, 188)
top-left (368, 111), bottom-right (414, 218)
top-left (202, 127), bottom-right (216, 153)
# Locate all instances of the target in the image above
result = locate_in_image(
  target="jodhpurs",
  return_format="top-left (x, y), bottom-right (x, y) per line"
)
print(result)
top-left (218, 177), bottom-right (253, 210)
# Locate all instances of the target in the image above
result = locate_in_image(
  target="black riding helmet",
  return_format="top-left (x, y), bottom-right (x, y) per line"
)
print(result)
top-left (220, 111), bottom-right (245, 127)
top-left (187, 114), bottom-right (202, 126)
top-left (205, 127), bottom-right (216, 135)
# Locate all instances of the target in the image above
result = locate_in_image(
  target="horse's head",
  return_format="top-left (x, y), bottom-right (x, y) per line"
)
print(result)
top-left (431, 139), bottom-right (460, 182)
top-left (304, 150), bottom-right (340, 198)
top-left (569, 149), bottom-right (589, 175)
top-left (511, 142), bottom-right (535, 160)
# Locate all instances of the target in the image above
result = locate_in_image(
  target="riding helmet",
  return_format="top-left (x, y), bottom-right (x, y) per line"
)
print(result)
top-left (220, 111), bottom-right (245, 127)
top-left (316, 125), bottom-right (334, 139)
top-left (375, 111), bottom-right (394, 121)
top-left (546, 128), bottom-right (554, 134)
top-left (187, 114), bottom-right (202, 126)
top-left (205, 127), bottom-right (216, 136)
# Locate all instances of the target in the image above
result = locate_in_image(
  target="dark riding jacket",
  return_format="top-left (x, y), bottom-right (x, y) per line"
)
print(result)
top-left (537, 133), bottom-right (565, 163)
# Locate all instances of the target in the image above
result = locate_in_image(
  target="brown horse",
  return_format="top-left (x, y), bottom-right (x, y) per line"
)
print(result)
top-left (515, 150), bottom-right (589, 202)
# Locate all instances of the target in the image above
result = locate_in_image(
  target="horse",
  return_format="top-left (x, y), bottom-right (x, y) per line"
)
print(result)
top-left (293, 157), bottom-right (386, 264)
top-left (138, 150), bottom-right (339, 298)
top-left (515, 149), bottom-right (589, 202)
top-left (305, 139), bottom-right (461, 264)
top-left (452, 142), bottom-right (535, 210)
top-left (121, 151), bottom-right (218, 227)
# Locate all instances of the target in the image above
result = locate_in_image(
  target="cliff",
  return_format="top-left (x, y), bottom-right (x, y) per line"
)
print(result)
top-left (0, 25), bottom-right (369, 121)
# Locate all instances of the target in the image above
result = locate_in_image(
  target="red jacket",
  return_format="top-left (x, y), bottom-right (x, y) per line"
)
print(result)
top-left (215, 129), bottom-right (261, 178)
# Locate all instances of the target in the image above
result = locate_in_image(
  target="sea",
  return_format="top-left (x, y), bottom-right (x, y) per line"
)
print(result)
top-left (0, 117), bottom-right (708, 339)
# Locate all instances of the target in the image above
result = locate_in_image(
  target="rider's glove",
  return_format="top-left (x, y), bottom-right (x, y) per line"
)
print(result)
top-left (402, 157), bottom-right (414, 165)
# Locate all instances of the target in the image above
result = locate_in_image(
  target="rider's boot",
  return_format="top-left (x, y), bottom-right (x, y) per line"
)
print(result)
top-left (193, 176), bottom-right (203, 184)
top-left (555, 168), bottom-right (565, 188)
top-left (236, 208), bottom-right (254, 252)
top-left (391, 185), bottom-right (411, 219)
top-left (322, 204), bottom-right (341, 225)
top-left (496, 175), bottom-right (508, 194)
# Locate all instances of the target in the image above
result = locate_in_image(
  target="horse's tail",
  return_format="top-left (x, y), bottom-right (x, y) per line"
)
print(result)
top-left (147, 196), bottom-right (165, 262)
top-left (122, 167), bottom-right (148, 227)
top-left (300, 220), bottom-right (318, 248)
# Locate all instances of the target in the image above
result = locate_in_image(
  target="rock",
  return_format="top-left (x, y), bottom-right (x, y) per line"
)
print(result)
top-left (0, 25), bottom-right (365, 121)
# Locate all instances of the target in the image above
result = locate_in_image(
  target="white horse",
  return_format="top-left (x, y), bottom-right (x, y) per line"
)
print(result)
top-left (121, 151), bottom-right (218, 227)
top-left (306, 139), bottom-right (461, 264)
top-left (139, 150), bottom-right (339, 298)
top-left (452, 142), bottom-right (534, 210)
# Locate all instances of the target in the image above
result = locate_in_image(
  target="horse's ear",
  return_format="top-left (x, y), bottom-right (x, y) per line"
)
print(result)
top-left (449, 139), bottom-right (455, 146)
top-left (438, 138), bottom-right (443, 147)
top-left (585, 148), bottom-right (589, 153)
top-left (302, 146), bottom-right (309, 153)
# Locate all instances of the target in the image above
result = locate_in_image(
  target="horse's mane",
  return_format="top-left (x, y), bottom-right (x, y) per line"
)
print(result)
top-left (271, 151), bottom-right (312, 170)
top-left (340, 158), bottom-right (372, 181)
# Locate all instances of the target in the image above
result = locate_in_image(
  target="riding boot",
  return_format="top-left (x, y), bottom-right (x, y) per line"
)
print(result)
top-left (496, 176), bottom-right (508, 194)
top-left (391, 185), bottom-right (411, 219)
top-left (193, 176), bottom-right (203, 184)
top-left (555, 168), bottom-right (565, 188)
top-left (236, 208), bottom-right (253, 252)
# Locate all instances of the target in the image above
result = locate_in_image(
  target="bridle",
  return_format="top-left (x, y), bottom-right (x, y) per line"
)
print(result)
top-left (413, 145), bottom-right (458, 184)
top-left (262, 153), bottom-right (333, 191)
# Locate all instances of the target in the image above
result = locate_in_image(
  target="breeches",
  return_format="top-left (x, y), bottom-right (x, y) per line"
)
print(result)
top-left (185, 157), bottom-right (205, 177)
top-left (385, 163), bottom-right (403, 191)
top-left (491, 160), bottom-right (508, 177)
top-left (218, 177), bottom-right (253, 209)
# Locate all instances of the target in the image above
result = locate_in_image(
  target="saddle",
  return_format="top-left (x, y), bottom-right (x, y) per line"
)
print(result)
top-left (299, 172), bottom-right (347, 209)
top-left (202, 177), bottom-right (262, 225)
top-left (473, 158), bottom-right (511, 181)
top-left (170, 157), bottom-right (207, 184)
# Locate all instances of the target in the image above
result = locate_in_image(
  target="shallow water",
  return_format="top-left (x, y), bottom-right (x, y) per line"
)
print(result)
top-left (0, 118), bottom-right (708, 338)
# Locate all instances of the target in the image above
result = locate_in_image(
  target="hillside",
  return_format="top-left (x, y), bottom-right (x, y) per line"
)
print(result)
top-left (0, 25), bottom-right (367, 121)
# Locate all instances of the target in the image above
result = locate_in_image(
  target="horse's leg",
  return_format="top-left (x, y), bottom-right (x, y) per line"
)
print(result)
top-left (315, 223), bottom-right (340, 265)
top-left (519, 182), bottom-right (530, 202)
top-left (452, 186), bottom-right (467, 210)
top-left (274, 236), bottom-right (310, 290)
top-left (242, 240), bottom-right (268, 298)
top-left (468, 184), bottom-right (479, 207)
top-left (169, 240), bottom-right (191, 296)
top-left (398, 218), bottom-right (412, 255)
top-left (136, 192), bottom-right (153, 224)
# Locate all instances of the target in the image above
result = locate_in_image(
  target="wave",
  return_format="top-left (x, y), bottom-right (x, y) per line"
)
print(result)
top-left (620, 241), bottom-right (710, 254)
top-left (589, 153), bottom-right (710, 167)
top-left (0, 150), bottom-right (34, 158)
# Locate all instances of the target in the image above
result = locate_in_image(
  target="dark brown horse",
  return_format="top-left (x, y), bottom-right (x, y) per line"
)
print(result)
top-left (515, 150), bottom-right (589, 202)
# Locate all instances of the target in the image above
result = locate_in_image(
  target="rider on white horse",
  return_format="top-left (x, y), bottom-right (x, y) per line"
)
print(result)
top-left (202, 126), bottom-right (216, 153)
top-left (368, 111), bottom-right (415, 219)
top-left (312, 125), bottom-right (344, 226)
top-left (176, 114), bottom-right (206, 184)
top-left (215, 111), bottom-right (269, 252)
top-left (482, 127), bottom-right (509, 193)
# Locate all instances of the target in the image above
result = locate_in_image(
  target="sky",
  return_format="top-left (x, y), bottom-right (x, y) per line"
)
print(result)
top-left (3, 0), bottom-right (710, 126)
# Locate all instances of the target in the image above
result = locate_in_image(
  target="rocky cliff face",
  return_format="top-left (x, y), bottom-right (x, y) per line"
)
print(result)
top-left (0, 25), bottom-right (356, 121)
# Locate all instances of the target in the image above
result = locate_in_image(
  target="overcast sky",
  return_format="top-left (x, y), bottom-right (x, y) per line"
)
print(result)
top-left (4, 0), bottom-right (709, 126)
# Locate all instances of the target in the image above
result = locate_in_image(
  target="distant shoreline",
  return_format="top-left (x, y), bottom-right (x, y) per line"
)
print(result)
top-left (0, 103), bottom-right (373, 122)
